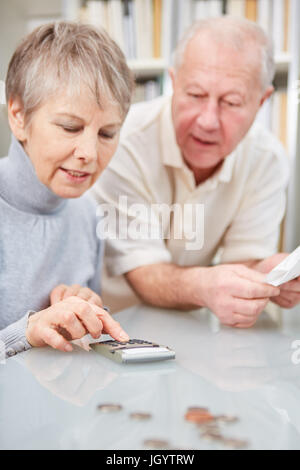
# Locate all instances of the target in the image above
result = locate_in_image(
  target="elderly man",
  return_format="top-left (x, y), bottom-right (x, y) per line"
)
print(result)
top-left (92, 16), bottom-right (300, 328)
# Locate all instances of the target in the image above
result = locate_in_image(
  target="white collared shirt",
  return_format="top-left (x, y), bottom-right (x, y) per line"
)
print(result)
top-left (92, 96), bottom-right (290, 312)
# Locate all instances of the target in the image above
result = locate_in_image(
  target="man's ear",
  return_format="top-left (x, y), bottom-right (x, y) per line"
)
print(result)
top-left (259, 85), bottom-right (274, 108)
top-left (7, 97), bottom-right (27, 142)
top-left (168, 67), bottom-right (176, 90)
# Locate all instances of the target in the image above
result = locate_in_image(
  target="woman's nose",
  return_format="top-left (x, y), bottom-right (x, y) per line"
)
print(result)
top-left (74, 136), bottom-right (98, 163)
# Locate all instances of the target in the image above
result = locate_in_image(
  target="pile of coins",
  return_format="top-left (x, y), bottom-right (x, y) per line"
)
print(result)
top-left (97, 402), bottom-right (249, 449)
top-left (98, 403), bottom-right (152, 421)
top-left (97, 403), bottom-right (170, 448)
top-left (184, 406), bottom-right (249, 449)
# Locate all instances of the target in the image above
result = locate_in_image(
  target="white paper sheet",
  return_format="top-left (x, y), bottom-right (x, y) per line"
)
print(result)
top-left (265, 246), bottom-right (300, 286)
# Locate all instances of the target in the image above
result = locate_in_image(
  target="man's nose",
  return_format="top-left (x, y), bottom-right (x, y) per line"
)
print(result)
top-left (74, 135), bottom-right (98, 163)
top-left (196, 100), bottom-right (220, 132)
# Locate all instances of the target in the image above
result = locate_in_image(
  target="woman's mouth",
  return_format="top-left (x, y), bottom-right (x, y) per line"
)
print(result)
top-left (60, 168), bottom-right (91, 183)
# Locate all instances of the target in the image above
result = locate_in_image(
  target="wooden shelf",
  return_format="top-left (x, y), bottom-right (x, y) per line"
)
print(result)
top-left (128, 54), bottom-right (291, 78)
top-left (127, 58), bottom-right (167, 78)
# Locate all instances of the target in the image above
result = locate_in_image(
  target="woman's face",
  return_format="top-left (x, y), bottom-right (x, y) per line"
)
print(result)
top-left (16, 89), bottom-right (122, 198)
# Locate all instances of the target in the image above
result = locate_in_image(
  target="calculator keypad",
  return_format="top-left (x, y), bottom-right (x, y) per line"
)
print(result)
top-left (99, 339), bottom-right (159, 351)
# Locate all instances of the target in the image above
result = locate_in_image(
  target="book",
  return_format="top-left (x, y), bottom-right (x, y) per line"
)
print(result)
top-left (135, 0), bottom-right (153, 59)
top-left (245, 0), bottom-right (257, 22)
top-left (177, 0), bottom-right (193, 41)
top-left (226, 0), bottom-right (245, 17)
top-left (107, 0), bottom-right (125, 51)
top-left (257, 0), bottom-right (272, 35)
top-left (171, 0), bottom-right (180, 57)
top-left (62, 0), bottom-right (81, 21)
top-left (272, 89), bottom-right (288, 149)
top-left (123, 0), bottom-right (136, 59)
top-left (272, 0), bottom-right (285, 54)
top-left (194, 0), bottom-right (210, 20)
top-left (279, 90), bottom-right (288, 149)
top-left (153, 0), bottom-right (162, 58)
top-left (161, 0), bottom-right (173, 64)
top-left (86, 0), bottom-right (108, 31)
top-left (132, 79), bottom-right (161, 103)
top-left (209, 0), bottom-right (223, 16)
top-left (283, 0), bottom-right (290, 52)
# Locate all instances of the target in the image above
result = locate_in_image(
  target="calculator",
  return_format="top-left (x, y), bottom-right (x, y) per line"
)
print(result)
top-left (91, 339), bottom-right (175, 364)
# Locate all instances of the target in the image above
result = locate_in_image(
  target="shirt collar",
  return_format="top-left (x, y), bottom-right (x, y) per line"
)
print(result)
top-left (160, 96), bottom-right (236, 189)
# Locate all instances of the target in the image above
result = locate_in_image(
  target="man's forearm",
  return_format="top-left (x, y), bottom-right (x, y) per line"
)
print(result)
top-left (125, 263), bottom-right (207, 310)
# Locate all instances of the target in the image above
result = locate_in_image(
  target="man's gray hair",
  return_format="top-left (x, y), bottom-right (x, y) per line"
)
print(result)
top-left (6, 22), bottom-right (134, 122)
top-left (173, 16), bottom-right (275, 91)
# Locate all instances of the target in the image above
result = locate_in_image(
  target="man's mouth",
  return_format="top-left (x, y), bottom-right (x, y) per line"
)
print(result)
top-left (192, 136), bottom-right (218, 145)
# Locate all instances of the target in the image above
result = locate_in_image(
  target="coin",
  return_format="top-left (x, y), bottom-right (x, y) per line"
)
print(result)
top-left (220, 437), bottom-right (249, 449)
top-left (215, 415), bottom-right (239, 424)
top-left (197, 422), bottom-right (221, 432)
top-left (187, 406), bottom-right (209, 413)
top-left (97, 403), bottom-right (123, 412)
top-left (143, 439), bottom-right (170, 449)
top-left (184, 410), bottom-right (215, 424)
top-left (201, 430), bottom-right (223, 442)
top-left (130, 412), bottom-right (152, 421)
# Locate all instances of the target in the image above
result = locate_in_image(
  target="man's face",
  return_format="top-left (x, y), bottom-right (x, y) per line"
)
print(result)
top-left (171, 33), bottom-right (270, 174)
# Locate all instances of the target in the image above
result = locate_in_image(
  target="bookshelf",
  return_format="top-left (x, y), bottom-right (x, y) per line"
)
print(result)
top-left (68, 0), bottom-right (297, 149)
top-left (0, 0), bottom-right (299, 245)
top-left (71, 0), bottom-right (299, 249)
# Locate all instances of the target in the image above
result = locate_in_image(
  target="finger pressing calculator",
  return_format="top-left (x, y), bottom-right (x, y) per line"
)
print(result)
top-left (91, 339), bottom-right (175, 364)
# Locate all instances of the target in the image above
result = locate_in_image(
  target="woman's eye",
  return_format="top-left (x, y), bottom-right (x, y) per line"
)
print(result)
top-left (62, 127), bottom-right (81, 133)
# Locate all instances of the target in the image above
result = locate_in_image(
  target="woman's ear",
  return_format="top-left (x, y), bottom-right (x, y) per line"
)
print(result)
top-left (7, 97), bottom-right (27, 142)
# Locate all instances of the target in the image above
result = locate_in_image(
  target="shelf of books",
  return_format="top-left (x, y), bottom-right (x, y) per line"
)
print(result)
top-left (64, 0), bottom-right (298, 249)
top-left (18, 0), bottom-right (299, 248)
top-left (67, 0), bottom-right (297, 152)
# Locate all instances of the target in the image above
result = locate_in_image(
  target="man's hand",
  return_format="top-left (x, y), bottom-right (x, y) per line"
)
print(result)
top-left (198, 264), bottom-right (280, 328)
top-left (26, 296), bottom-right (129, 352)
top-left (126, 262), bottom-right (280, 328)
top-left (50, 284), bottom-right (103, 308)
top-left (254, 253), bottom-right (300, 309)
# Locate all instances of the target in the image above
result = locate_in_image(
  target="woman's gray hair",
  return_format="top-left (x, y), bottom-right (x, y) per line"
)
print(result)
top-left (172, 16), bottom-right (275, 91)
top-left (6, 21), bottom-right (134, 122)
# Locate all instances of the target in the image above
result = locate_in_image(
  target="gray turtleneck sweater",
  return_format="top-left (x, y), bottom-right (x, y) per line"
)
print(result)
top-left (0, 136), bottom-right (103, 358)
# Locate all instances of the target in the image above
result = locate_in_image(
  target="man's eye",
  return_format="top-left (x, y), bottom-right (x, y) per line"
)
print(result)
top-left (99, 131), bottom-right (115, 139)
top-left (224, 101), bottom-right (241, 107)
top-left (188, 93), bottom-right (203, 98)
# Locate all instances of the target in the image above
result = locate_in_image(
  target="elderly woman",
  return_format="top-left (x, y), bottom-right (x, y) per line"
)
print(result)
top-left (0, 22), bottom-right (134, 358)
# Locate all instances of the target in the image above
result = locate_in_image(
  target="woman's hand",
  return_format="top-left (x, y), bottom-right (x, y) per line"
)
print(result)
top-left (26, 296), bottom-right (129, 352)
top-left (50, 284), bottom-right (103, 308)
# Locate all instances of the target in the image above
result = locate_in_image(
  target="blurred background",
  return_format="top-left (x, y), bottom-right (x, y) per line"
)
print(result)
top-left (0, 0), bottom-right (299, 249)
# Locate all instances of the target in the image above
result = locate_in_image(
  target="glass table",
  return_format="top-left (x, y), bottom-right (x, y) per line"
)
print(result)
top-left (1, 304), bottom-right (300, 450)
